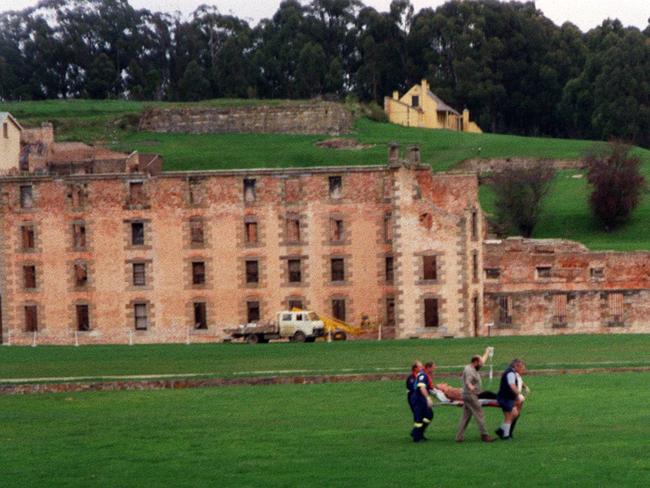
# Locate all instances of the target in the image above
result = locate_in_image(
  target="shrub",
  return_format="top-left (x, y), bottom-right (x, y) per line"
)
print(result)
top-left (586, 142), bottom-right (646, 231)
top-left (364, 101), bottom-right (388, 123)
top-left (492, 161), bottom-right (556, 237)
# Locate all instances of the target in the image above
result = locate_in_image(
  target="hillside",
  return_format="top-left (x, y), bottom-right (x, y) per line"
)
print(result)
top-left (2, 99), bottom-right (649, 251)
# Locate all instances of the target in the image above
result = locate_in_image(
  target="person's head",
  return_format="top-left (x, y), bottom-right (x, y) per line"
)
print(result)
top-left (424, 361), bottom-right (436, 374)
top-left (471, 354), bottom-right (483, 370)
top-left (412, 360), bottom-right (423, 373)
top-left (510, 358), bottom-right (526, 374)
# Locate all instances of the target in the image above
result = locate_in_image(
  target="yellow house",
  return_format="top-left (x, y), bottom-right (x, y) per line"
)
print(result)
top-left (384, 80), bottom-right (482, 133)
top-left (0, 112), bottom-right (23, 173)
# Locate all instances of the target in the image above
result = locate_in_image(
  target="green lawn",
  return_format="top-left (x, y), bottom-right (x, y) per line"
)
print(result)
top-left (480, 168), bottom-right (650, 251)
top-left (3, 98), bottom-right (650, 250)
top-left (2, 335), bottom-right (650, 383)
top-left (1, 372), bottom-right (648, 487)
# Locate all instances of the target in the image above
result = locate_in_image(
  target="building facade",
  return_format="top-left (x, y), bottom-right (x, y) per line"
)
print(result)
top-left (0, 113), bottom-right (22, 173)
top-left (0, 153), bottom-right (483, 345)
top-left (384, 80), bottom-right (482, 133)
top-left (483, 238), bottom-right (650, 335)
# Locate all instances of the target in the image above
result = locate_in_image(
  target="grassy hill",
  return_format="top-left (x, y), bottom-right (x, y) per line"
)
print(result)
top-left (2, 99), bottom-right (649, 251)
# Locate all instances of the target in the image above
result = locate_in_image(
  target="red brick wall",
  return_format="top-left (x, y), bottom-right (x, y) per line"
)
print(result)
top-left (0, 165), bottom-right (474, 344)
top-left (483, 238), bottom-right (650, 335)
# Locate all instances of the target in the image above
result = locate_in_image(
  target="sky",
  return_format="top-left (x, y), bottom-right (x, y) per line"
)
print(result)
top-left (4, 0), bottom-right (649, 32)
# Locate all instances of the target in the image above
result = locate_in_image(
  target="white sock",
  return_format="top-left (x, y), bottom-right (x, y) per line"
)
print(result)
top-left (503, 423), bottom-right (511, 437)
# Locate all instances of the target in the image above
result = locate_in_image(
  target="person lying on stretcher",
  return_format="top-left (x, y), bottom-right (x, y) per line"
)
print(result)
top-left (434, 383), bottom-right (497, 402)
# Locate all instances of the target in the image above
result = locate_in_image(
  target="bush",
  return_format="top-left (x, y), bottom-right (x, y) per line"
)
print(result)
top-left (586, 142), bottom-right (646, 231)
top-left (492, 161), bottom-right (556, 237)
top-left (364, 101), bottom-right (388, 123)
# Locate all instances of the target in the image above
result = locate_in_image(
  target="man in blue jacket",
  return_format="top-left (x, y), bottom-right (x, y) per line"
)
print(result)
top-left (410, 362), bottom-right (434, 442)
top-left (496, 359), bottom-right (527, 440)
top-left (406, 361), bottom-right (423, 418)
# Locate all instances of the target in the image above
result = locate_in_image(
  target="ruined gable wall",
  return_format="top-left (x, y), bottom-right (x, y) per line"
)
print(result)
top-left (393, 168), bottom-right (482, 338)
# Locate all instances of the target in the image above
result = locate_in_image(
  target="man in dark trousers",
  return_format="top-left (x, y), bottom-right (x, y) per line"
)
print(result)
top-left (410, 362), bottom-right (434, 442)
top-left (406, 360), bottom-right (423, 421)
top-left (496, 359), bottom-right (527, 440)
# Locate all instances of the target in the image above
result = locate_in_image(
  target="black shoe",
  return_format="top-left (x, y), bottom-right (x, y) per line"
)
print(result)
top-left (495, 428), bottom-right (504, 439)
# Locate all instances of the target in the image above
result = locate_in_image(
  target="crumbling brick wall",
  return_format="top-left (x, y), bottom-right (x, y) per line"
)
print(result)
top-left (0, 163), bottom-right (474, 345)
top-left (483, 237), bottom-right (650, 335)
top-left (138, 102), bottom-right (354, 135)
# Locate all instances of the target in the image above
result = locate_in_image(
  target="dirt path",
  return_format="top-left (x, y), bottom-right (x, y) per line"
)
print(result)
top-left (2, 365), bottom-right (649, 396)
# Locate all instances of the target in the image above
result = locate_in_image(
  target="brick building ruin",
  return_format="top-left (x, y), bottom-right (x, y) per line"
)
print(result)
top-left (483, 238), bottom-right (650, 335)
top-left (0, 118), bottom-right (648, 344)
top-left (0, 145), bottom-right (486, 344)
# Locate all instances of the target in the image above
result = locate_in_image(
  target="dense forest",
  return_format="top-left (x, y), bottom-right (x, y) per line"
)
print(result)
top-left (0, 0), bottom-right (648, 146)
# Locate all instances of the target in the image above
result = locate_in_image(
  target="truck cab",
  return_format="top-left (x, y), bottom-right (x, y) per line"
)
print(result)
top-left (277, 311), bottom-right (325, 342)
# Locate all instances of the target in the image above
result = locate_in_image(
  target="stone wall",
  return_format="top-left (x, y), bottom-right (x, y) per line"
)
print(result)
top-left (458, 158), bottom-right (585, 174)
top-left (0, 162), bottom-right (475, 345)
top-left (21, 123), bottom-right (54, 146)
top-left (138, 102), bottom-right (354, 135)
top-left (483, 237), bottom-right (650, 335)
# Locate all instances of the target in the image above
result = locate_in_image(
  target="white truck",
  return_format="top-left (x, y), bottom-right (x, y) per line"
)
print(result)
top-left (225, 310), bottom-right (325, 344)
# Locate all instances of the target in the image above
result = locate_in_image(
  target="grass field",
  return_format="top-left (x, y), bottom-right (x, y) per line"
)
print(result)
top-left (2, 98), bottom-right (649, 250)
top-left (479, 168), bottom-right (650, 251)
top-left (2, 335), bottom-right (650, 383)
top-left (1, 372), bottom-right (649, 487)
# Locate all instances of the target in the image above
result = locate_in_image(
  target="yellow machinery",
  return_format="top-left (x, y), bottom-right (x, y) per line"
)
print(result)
top-left (292, 308), bottom-right (366, 340)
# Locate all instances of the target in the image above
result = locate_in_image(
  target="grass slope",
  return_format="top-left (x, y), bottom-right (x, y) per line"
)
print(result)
top-left (2, 99), bottom-right (649, 250)
top-left (1, 373), bottom-right (649, 487)
top-left (480, 168), bottom-right (650, 251)
top-left (2, 335), bottom-right (650, 382)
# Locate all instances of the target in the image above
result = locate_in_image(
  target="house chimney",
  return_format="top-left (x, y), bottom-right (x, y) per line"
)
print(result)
top-left (392, 90), bottom-right (399, 100)
top-left (462, 108), bottom-right (470, 132)
top-left (388, 142), bottom-right (400, 164)
top-left (421, 79), bottom-right (429, 93)
top-left (408, 145), bottom-right (421, 164)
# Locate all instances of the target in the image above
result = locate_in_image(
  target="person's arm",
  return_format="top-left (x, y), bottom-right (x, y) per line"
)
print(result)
top-left (417, 375), bottom-right (433, 407)
top-left (479, 347), bottom-right (491, 365)
top-left (508, 372), bottom-right (524, 401)
top-left (464, 375), bottom-right (477, 394)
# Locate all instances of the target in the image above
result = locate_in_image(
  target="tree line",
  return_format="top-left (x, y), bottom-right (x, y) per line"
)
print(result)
top-left (1, 0), bottom-right (648, 146)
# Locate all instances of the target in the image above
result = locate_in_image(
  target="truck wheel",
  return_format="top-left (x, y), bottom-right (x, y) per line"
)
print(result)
top-left (293, 331), bottom-right (306, 343)
top-left (332, 330), bottom-right (347, 341)
top-left (305, 337), bottom-right (316, 343)
top-left (246, 334), bottom-right (260, 344)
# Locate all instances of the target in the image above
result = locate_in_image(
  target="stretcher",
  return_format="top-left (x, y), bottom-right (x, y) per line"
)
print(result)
top-left (431, 388), bottom-right (500, 408)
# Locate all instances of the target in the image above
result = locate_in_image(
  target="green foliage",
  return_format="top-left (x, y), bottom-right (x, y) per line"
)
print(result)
top-left (1, 0), bottom-right (648, 146)
top-left (491, 162), bottom-right (556, 237)
top-left (86, 53), bottom-right (116, 99)
top-left (586, 142), bottom-right (647, 230)
top-left (561, 21), bottom-right (650, 147)
top-left (1, 373), bottom-right (649, 487)
top-left (125, 59), bottom-right (146, 101)
top-left (296, 42), bottom-right (327, 97)
top-left (178, 61), bottom-right (210, 102)
top-left (481, 166), bottom-right (650, 251)
top-left (363, 101), bottom-right (388, 122)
